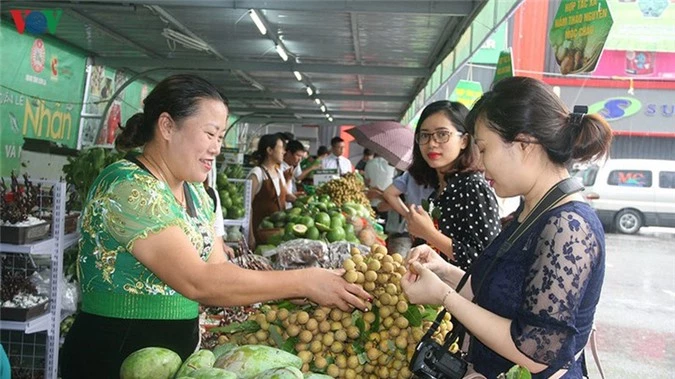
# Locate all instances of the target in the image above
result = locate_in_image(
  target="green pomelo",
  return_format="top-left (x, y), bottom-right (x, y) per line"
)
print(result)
top-left (175, 350), bottom-right (215, 377)
top-left (214, 345), bottom-right (302, 378)
top-left (119, 347), bottom-right (182, 379)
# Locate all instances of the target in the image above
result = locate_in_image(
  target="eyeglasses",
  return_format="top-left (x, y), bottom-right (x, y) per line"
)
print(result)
top-left (415, 130), bottom-right (464, 145)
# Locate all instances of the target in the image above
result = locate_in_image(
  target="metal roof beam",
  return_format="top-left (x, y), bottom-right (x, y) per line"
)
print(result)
top-left (230, 107), bottom-right (396, 118)
top-left (65, 9), bottom-right (163, 59)
top-left (234, 117), bottom-right (356, 126)
top-left (94, 57), bottom-right (429, 77)
top-left (11, 0), bottom-right (474, 15)
top-left (224, 91), bottom-right (407, 102)
top-left (234, 116), bottom-right (388, 127)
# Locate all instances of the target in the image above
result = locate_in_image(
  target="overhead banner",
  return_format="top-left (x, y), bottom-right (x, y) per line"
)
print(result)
top-left (0, 119), bottom-right (25, 177)
top-left (604, 0), bottom-right (675, 53)
top-left (0, 23), bottom-right (86, 149)
top-left (493, 49), bottom-right (514, 84)
top-left (449, 80), bottom-right (483, 109)
top-left (549, 0), bottom-right (614, 75)
top-left (80, 66), bottom-right (152, 147)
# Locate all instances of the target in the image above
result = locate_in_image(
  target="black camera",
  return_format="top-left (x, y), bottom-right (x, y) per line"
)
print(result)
top-left (409, 309), bottom-right (468, 379)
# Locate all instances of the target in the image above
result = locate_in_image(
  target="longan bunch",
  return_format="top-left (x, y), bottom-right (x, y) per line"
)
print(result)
top-left (316, 174), bottom-right (371, 211)
top-left (226, 244), bottom-right (455, 378)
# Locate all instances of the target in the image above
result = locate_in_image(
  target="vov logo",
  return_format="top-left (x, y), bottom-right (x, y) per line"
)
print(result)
top-left (10, 9), bottom-right (63, 35)
top-left (588, 97), bottom-right (642, 122)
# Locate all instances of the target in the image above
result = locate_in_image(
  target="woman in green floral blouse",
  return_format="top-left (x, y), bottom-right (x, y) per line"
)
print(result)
top-left (60, 74), bottom-right (370, 378)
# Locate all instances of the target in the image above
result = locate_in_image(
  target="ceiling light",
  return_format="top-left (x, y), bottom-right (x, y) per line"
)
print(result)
top-left (275, 45), bottom-right (288, 61)
top-left (162, 28), bottom-right (210, 52)
top-left (325, 113), bottom-right (330, 119)
top-left (249, 10), bottom-right (267, 35)
top-left (293, 71), bottom-right (302, 81)
top-left (320, 105), bottom-right (326, 112)
top-left (328, 116), bottom-right (334, 122)
top-left (314, 98), bottom-right (321, 105)
top-left (306, 86), bottom-right (313, 96)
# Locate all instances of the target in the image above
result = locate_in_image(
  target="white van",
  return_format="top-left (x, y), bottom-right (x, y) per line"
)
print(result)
top-left (576, 159), bottom-right (675, 234)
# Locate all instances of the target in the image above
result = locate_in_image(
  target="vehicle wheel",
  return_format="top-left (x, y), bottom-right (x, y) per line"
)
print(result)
top-left (614, 209), bottom-right (642, 234)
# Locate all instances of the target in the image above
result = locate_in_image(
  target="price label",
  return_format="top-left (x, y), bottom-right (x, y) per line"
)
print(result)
top-left (313, 169), bottom-right (339, 186)
top-left (222, 147), bottom-right (243, 164)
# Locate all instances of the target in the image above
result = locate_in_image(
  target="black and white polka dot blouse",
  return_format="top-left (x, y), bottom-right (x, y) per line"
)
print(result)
top-left (430, 171), bottom-right (501, 271)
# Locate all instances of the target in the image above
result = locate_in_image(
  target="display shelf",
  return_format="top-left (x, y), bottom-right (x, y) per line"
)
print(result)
top-left (62, 232), bottom-right (80, 250)
top-left (0, 231), bottom-right (78, 255)
top-left (221, 178), bottom-right (253, 243)
top-left (0, 237), bottom-right (56, 255)
top-left (223, 219), bottom-right (247, 226)
top-left (1, 313), bottom-right (50, 334)
top-left (0, 309), bottom-right (73, 335)
top-left (0, 178), bottom-right (67, 379)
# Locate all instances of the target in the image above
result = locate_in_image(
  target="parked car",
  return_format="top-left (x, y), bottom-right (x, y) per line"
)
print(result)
top-left (576, 159), bottom-right (675, 234)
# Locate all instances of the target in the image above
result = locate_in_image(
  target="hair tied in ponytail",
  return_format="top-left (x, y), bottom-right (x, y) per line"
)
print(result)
top-left (569, 105), bottom-right (588, 129)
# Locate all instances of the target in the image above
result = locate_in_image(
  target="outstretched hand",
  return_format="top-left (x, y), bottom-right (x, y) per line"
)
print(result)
top-left (306, 268), bottom-right (371, 312)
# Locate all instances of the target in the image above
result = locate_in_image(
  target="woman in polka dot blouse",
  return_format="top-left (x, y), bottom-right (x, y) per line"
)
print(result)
top-left (405, 100), bottom-right (501, 270)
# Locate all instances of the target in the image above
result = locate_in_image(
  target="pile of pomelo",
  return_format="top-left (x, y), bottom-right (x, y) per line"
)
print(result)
top-left (258, 194), bottom-right (380, 247)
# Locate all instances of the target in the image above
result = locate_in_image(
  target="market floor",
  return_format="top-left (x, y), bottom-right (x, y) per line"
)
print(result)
top-left (585, 227), bottom-right (675, 378)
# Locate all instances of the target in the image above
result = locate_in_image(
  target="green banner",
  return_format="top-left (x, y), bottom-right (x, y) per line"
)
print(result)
top-left (550, 0), bottom-right (614, 75)
top-left (449, 80), bottom-right (483, 110)
top-left (493, 50), bottom-right (514, 84)
top-left (0, 117), bottom-right (25, 177)
top-left (80, 66), bottom-right (152, 147)
top-left (0, 23), bottom-right (86, 149)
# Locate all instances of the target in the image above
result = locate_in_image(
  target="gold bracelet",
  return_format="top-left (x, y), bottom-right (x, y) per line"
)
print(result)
top-left (441, 288), bottom-right (455, 305)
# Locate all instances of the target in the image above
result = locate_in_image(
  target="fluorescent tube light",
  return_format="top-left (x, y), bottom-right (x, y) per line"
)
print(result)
top-left (320, 105), bottom-right (326, 112)
top-left (306, 86), bottom-right (313, 96)
top-left (293, 71), bottom-right (302, 81)
top-left (314, 98), bottom-right (321, 105)
top-left (328, 117), bottom-right (333, 122)
top-left (276, 45), bottom-right (288, 61)
top-left (249, 10), bottom-right (267, 35)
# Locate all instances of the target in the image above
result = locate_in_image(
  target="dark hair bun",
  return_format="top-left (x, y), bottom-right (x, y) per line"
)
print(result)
top-left (115, 113), bottom-right (149, 151)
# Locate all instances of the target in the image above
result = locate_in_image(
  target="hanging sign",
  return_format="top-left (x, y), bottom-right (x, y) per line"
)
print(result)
top-left (493, 49), bottom-right (514, 84)
top-left (549, 0), bottom-right (614, 75)
top-left (222, 147), bottom-right (244, 165)
top-left (313, 169), bottom-right (339, 186)
top-left (449, 80), bottom-right (483, 109)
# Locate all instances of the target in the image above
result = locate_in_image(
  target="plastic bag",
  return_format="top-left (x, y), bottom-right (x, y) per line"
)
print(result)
top-left (327, 242), bottom-right (370, 269)
top-left (230, 252), bottom-right (273, 271)
top-left (31, 269), bottom-right (80, 312)
top-left (31, 269), bottom-right (50, 296)
top-left (268, 239), bottom-right (330, 270)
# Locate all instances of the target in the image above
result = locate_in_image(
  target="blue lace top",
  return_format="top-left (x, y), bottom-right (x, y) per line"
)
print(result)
top-left (468, 201), bottom-right (605, 378)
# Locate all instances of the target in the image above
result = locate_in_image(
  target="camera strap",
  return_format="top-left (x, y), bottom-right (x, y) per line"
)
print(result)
top-left (435, 177), bottom-right (584, 352)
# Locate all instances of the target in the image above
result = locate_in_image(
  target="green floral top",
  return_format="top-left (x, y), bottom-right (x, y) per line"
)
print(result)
top-left (78, 159), bottom-right (215, 320)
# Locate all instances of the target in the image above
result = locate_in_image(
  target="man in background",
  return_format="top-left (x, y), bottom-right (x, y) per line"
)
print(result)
top-left (355, 148), bottom-right (374, 175)
top-left (321, 137), bottom-right (353, 176)
top-left (280, 140), bottom-right (306, 208)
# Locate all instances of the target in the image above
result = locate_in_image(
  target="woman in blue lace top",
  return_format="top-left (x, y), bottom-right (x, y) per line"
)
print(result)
top-left (402, 77), bottom-right (612, 378)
